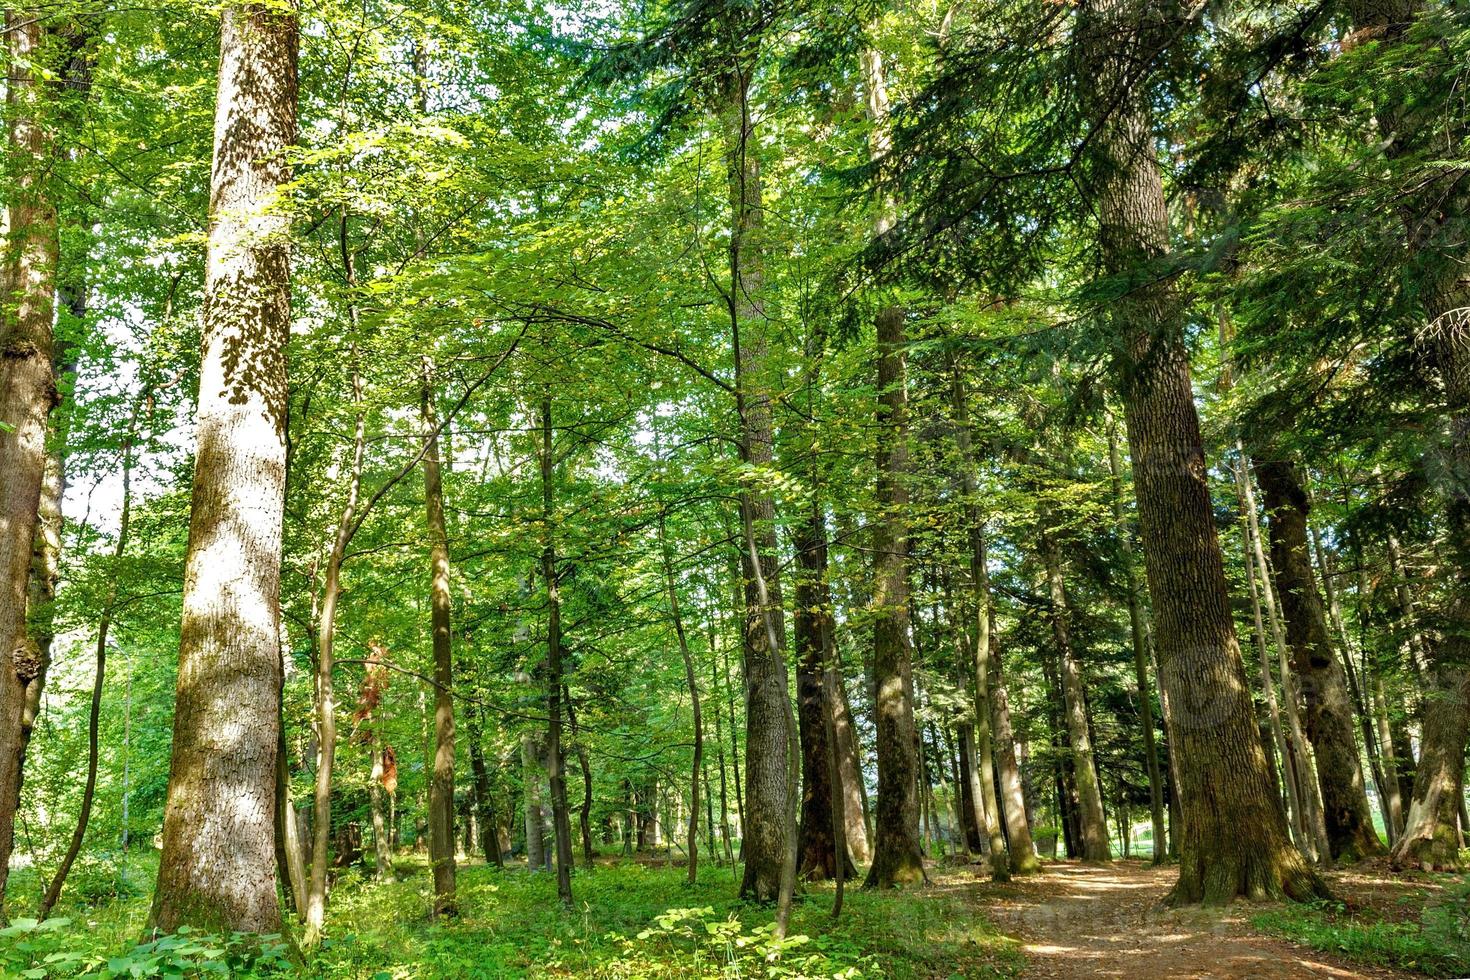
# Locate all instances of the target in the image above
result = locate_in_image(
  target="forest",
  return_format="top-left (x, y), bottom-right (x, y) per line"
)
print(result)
top-left (0, 0), bottom-right (1468, 975)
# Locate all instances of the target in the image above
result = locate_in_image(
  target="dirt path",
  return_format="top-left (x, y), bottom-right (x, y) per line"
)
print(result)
top-left (944, 860), bottom-right (1412, 979)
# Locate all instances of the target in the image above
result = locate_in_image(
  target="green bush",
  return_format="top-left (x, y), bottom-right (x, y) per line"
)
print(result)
top-left (0, 918), bottom-right (293, 979)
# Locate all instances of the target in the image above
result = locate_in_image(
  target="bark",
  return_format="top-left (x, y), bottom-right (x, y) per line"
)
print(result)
top-left (371, 740), bottom-right (395, 874)
top-left (990, 638), bottom-right (1040, 872)
top-left (955, 723), bottom-right (986, 854)
top-left (1255, 459), bottom-right (1383, 862)
top-left (540, 397), bottom-right (574, 904)
top-left (0, 8), bottom-right (62, 916)
top-left (1077, 0), bottom-right (1322, 903)
top-left (468, 706), bottom-right (501, 868)
top-left (150, 0), bottom-right (298, 933)
top-left (721, 66), bottom-right (792, 904)
top-left (422, 362), bottom-right (457, 915)
top-left (1107, 421), bottom-right (1168, 863)
top-left (792, 501), bottom-right (855, 880)
top-left (864, 298), bottom-right (926, 889)
top-left (277, 729), bottom-right (309, 914)
top-left (707, 642), bottom-right (737, 867)
top-left (658, 505), bottom-right (703, 885)
top-left (524, 741), bottom-right (546, 866)
top-left (830, 653), bottom-right (872, 863)
top-left (1041, 533), bottom-right (1110, 861)
top-left (566, 691), bottom-right (594, 868)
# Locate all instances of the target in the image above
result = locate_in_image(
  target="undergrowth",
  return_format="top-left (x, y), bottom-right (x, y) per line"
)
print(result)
top-left (2, 856), bottom-right (1023, 979)
top-left (1250, 878), bottom-right (1470, 978)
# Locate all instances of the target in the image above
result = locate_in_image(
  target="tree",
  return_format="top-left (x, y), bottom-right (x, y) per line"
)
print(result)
top-left (150, 0), bottom-right (299, 933)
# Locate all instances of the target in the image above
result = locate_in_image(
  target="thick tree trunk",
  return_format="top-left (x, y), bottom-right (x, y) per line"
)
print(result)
top-left (0, 8), bottom-right (63, 917)
top-left (721, 67), bottom-right (793, 904)
top-left (422, 362), bottom-right (457, 916)
top-left (1077, 0), bottom-right (1321, 903)
top-left (150, 0), bottom-right (298, 933)
top-left (864, 299), bottom-right (926, 889)
top-left (1255, 459), bottom-right (1384, 862)
top-left (1041, 533), bottom-right (1110, 861)
top-left (793, 502), bottom-right (854, 880)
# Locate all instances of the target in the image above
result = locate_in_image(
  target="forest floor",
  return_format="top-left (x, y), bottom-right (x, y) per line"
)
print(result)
top-left (952, 858), bottom-right (1465, 979)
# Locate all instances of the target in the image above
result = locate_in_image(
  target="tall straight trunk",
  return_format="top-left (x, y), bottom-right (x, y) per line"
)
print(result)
top-left (1107, 421), bottom-right (1167, 863)
top-left (468, 706), bottom-right (501, 868)
top-left (303, 352), bottom-right (366, 946)
top-left (1078, 0), bottom-right (1320, 903)
top-left (1313, 527), bottom-right (1392, 836)
top-left (1237, 455), bottom-right (1331, 864)
top-left (946, 359), bottom-right (1018, 877)
top-left (524, 736), bottom-right (546, 867)
top-left (707, 639), bottom-right (737, 867)
top-left (659, 506), bottom-right (703, 885)
top-left (150, 0), bottom-right (298, 933)
top-left (792, 500), bottom-right (853, 880)
top-left (539, 397), bottom-right (574, 904)
top-left (990, 637), bottom-right (1039, 871)
top-left (1040, 533), bottom-right (1110, 861)
top-left (721, 66), bottom-right (793, 905)
top-left (277, 726), bottom-right (309, 914)
top-left (421, 362), bottom-right (457, 915)
top-left (955, 722), bottom-right (985, 854)
top-left (0, 8), bottom-right (63, 916)
top-left (566, 691), bottom-right (594, 868)
top-left (865, 298), bottom-right (925, 888)
top-left (1237, 476), bottom-right (1305, 849)
top-left (1254, 460), bottom-right (1383, 862)
top-left (830, 653), bottom-right (872, 862)
top-left (1368, 657), bottom-right (1405, 840)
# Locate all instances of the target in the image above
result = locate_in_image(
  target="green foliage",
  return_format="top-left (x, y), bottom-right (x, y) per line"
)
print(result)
top-left (0, 919), bottom-right (292, 979)
top-left (1251, 881), bottom-right (1470, 979)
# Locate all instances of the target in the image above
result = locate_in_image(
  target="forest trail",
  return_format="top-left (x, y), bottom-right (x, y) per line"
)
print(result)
top-left (954, 860), bottom-right (1410, 979)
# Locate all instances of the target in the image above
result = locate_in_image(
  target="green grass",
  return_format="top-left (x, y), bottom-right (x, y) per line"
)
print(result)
top-left (3, 854), bottom-right (1023, 979)
top-left (1250, 882), bottom-right (1470, 978)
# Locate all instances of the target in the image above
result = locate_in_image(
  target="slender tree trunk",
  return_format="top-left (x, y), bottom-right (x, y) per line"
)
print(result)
top-left (864, 297), bottom-right (926, 888)
top-left (1237, 456), bottom-right (1331, 864)
top-left (566, 692), bottom-right (594, 869)
top-left (38, 419), bottom-right (139, 919)
top-left (468, 706), bottom-right (501, 868)
top-left (990, 637), bottom-right (1039, 872)
top-left (1254, 460), bottom-right (1383, 862)
top-left (792, 500), bottom-right (853, 880)
top-left (0, 8), bottom-right (63, 917)
top-left (303, 351), bottom-right (366, 945)
top-left (830, 653), bottom-right (871, 863)
top-left (1107, 421), bottom-right (1167, 863)
top-left (422, 361), bottom-right (457, 915)
top-left (1040, 533), bottom-right (1110, 861)
top-left (277, 724), bottom-right (309, 914)
top-left (658, 506), bottom-right (704, 884)
top-left (707, 639), bottom-right (736, 867)
top-left (718, 65), bottom-right (792, 905)
top-left (371, 740), bottom-right (395, 874)
top-left (540, 396), bottom-right (574, 904)
top-left (1077, 0), bottom-right (1321, 903)
top-left (150, 0), bottom-right (298, 933)
top-left (955, 721), bottom-right (985, 854)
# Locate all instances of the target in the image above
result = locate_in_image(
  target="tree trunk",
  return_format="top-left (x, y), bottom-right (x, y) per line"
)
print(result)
top-left (720, 67), bottom-right (793, 904)
top-left (1041, 533), bottom-right (1110, 861)
top-left (422, 361), bottom-right (457, 916)
top-left (830, 653), bottom-right (872, 863)
top-left (1107, 421), bottom-right (1168, 863)
top-left (303, 352), bottom-right (366, 945)
top-left (0, 8), bottom-right (63, 917)
top-left (659, 504), bottom-right (704, 885)
top-left (468, 706), bottom-right (501, 868)
top-left (539, 396), bottom-right (575, 904)
top-left (792, 501), bottom-right (854, 880)
top-left (1077, 0), bottom-right (1321, 903)
top-left (566, 691), bottom-right (594, 869)
top-left (955, 722), bottom-right (985, 854)
top-left (1254, 459), bottom-right (1383, 862)
top-left (990, 638), bottom-right (1039, 872)
top-left (864, 298), bottom-right (926, 888)
top-left (371, 741), bottom-right (395, 874)
top-left (149, 0), bottom-right (298, 933)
